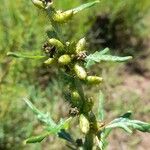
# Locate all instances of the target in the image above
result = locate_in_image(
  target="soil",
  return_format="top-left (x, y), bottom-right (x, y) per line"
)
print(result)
top-left (108, 71), bottom-right (150, 150)
top-left (107, 55), bottom-right (150, 149)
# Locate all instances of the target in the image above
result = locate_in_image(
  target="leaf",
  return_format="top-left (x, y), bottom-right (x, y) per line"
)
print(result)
top-left (96, 134), bottom-right (108, 150)
top-left (99, 47), bottom-right (110, 55)
top-left (25, 99), bottom-right (72, 144)
top-left (120, 111), bottom-right (132, 118)
top-left (89, 54), bottom-right (132, 62)
top-left (97, 111), bottom-right (150, 149)
top-left (85, 48), bottom-right (132, 68)
top-left (25, 118), bottom-right (72, 144)
top-left (58, 118), bottom-right (72, 130)
top-left (24, 98), bottom-right (56, 127)
top-left (7, 52), bottom-right (45, 59)
top-left (98, 91), bottom-right (105, 121)
top-left (46, 117), bottom-right (72, 134)
top-left (71, 1), bottom-right (100, 14)
top-left (106, 112), bottom-right (150, 134)
top-left (25, 132), bottom-right (49, 144)
top-left (58, 129), bottom-right (74, 143)
top-left (85, 47), bottom-right (110, 68)
top-left (85, 60), bottom-right (96, 69)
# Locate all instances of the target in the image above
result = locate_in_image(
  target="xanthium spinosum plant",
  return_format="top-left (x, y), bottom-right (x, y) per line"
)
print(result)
top-left (7, 0), bottom-right (150, 149)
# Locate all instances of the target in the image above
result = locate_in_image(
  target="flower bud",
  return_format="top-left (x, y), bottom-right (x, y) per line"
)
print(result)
top-left (71, 91), bottom-right (81, 106)
top-left (52, 10), bottom-right (73, 23)
top-left (76, 38), bottom-right (86, 54)
top-left (48, 38), bottom-right (64, 51)
top-left (71, 91), bottom-right (80, 101)
top-left (74, 64), bottom-right (87, 80)
top-left (31, 0), bottom-right (53, 9)
top-left (58, 54), bottom-right (71, 65)
top-left (86, 76), bottom-right (103, 84)
top-left (31, 0), bottom-right (44, 9)
top-left (79, 114), bottom-right (90, 134)
top-left (44, 58), bottom-right (55, 65)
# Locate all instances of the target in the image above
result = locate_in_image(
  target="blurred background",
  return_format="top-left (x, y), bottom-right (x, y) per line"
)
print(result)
top-left (0, 0), bottom-right (150, 149)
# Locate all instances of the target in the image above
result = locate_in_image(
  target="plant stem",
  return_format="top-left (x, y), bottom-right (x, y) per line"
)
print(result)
top-left (46, 8), bottom-right (64, 42)
top-left (84, 131), bottom-right (94, 150)
top-left (46, 5), bottom-right (97, 150)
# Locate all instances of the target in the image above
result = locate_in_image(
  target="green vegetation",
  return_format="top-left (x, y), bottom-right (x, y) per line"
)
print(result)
top-left (0, 0), bottom-right (150, 149)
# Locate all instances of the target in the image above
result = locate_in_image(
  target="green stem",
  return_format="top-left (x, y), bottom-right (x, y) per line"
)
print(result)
top-left (46, 7), bottom-right (65, 42)
top-left (45, 5), bottom-right (97, 150)
top-left (73, 78), bottom-right (85, 102)
top-left (84, 131), bottom-right (94, 150)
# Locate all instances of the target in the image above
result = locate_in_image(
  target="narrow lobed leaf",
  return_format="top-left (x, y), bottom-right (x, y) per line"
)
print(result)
top-left (24, 99), bottom-right (72, 143)
top-left (98, 113), bottom-right (150, 149)
top-left (105, 112), bottom-right (150, 133)
top-left (46, 117), bottom-right (72, 134)
top-left (72, 1), bottom-right (100, 14)
top-left (120, 111), bottom-right (132, 119)
top-left (25, 132), bottom-right (49, 144)
top-left (58, 129), bottom-right (75, 144)
top-left (85, 48), bottom-right (132, 68)
top-left (7, 52), bottom-right (45, 59)
top-left (24, 98), bottom-right (56, 127)
top-left (96, 134), bottom-right (108, 150)
top-left (99, 47), bottom-right (110, 55)
top-left (86, 53), bottom-right (132, 63)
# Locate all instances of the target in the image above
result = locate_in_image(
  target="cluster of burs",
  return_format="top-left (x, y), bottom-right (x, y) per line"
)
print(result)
top-left (32, 0), bottom-right (103, 119)
top-left (32, 0), bottom-right (102, 84)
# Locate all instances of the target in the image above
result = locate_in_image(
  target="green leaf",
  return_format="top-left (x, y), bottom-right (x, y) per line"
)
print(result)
top-left (98, 111), bottom-right (150, 149)
top-left (85, 48), bottom-right (132, 68)
top-left (85, 60), bottom-right (95, 69)
top-left (25, 118), bottom-right (72, 143)
top-left (98, 91), bottom-right (105, 121)
top-left (58, 129), bottom-right (74, 144)
top-left (89, 54), bottom-right (132, 62)
top-left (7, 52), bottom-right (45, 59)
top-left (46, 117), bottom-right (72, 134)
top-left (24, 98), bottom-right (56, 127)
top-left (106, 112), bottom-right (150, 134)
top-left (25, 99), bottom-right (72, 143)
top-left (25, 98), bottom-right (72, 133)
top-left (96, 134), bottom-right (108, 150)
top-left (25, 132), bottom-right (49, 144)
top-left (58, 118), bottom-right (72, 130)
top-left (72, 1), bottom-right (100, 14)
top-left (99, 47), bottom-right (110, 55)
top-left (121, 111), bottom-right (132, 118)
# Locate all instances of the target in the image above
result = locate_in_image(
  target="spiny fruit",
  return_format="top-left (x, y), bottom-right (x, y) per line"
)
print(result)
top-left (74, 64), bottom-right (87, 80)
top-left (86, 76), bottom-right (103, 84)
top-left (79, 114), bottom-right (90, 134)
top-left (48, 38), bottom-right (64, 51)
top-left (71, 91), bottom-right (81, 106)
top-left (44, 58), bottom-right (55, 65)
top-left (31, 0), bottom-right (52, 9)
top-left (71, 91), bottom-right (80, 101)
top-left (52, 10), bottom-right (73, 23)
top-left (58, 54), bottom-right (71, 65)
top-left (76, 38), bottom-right (86, 54)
